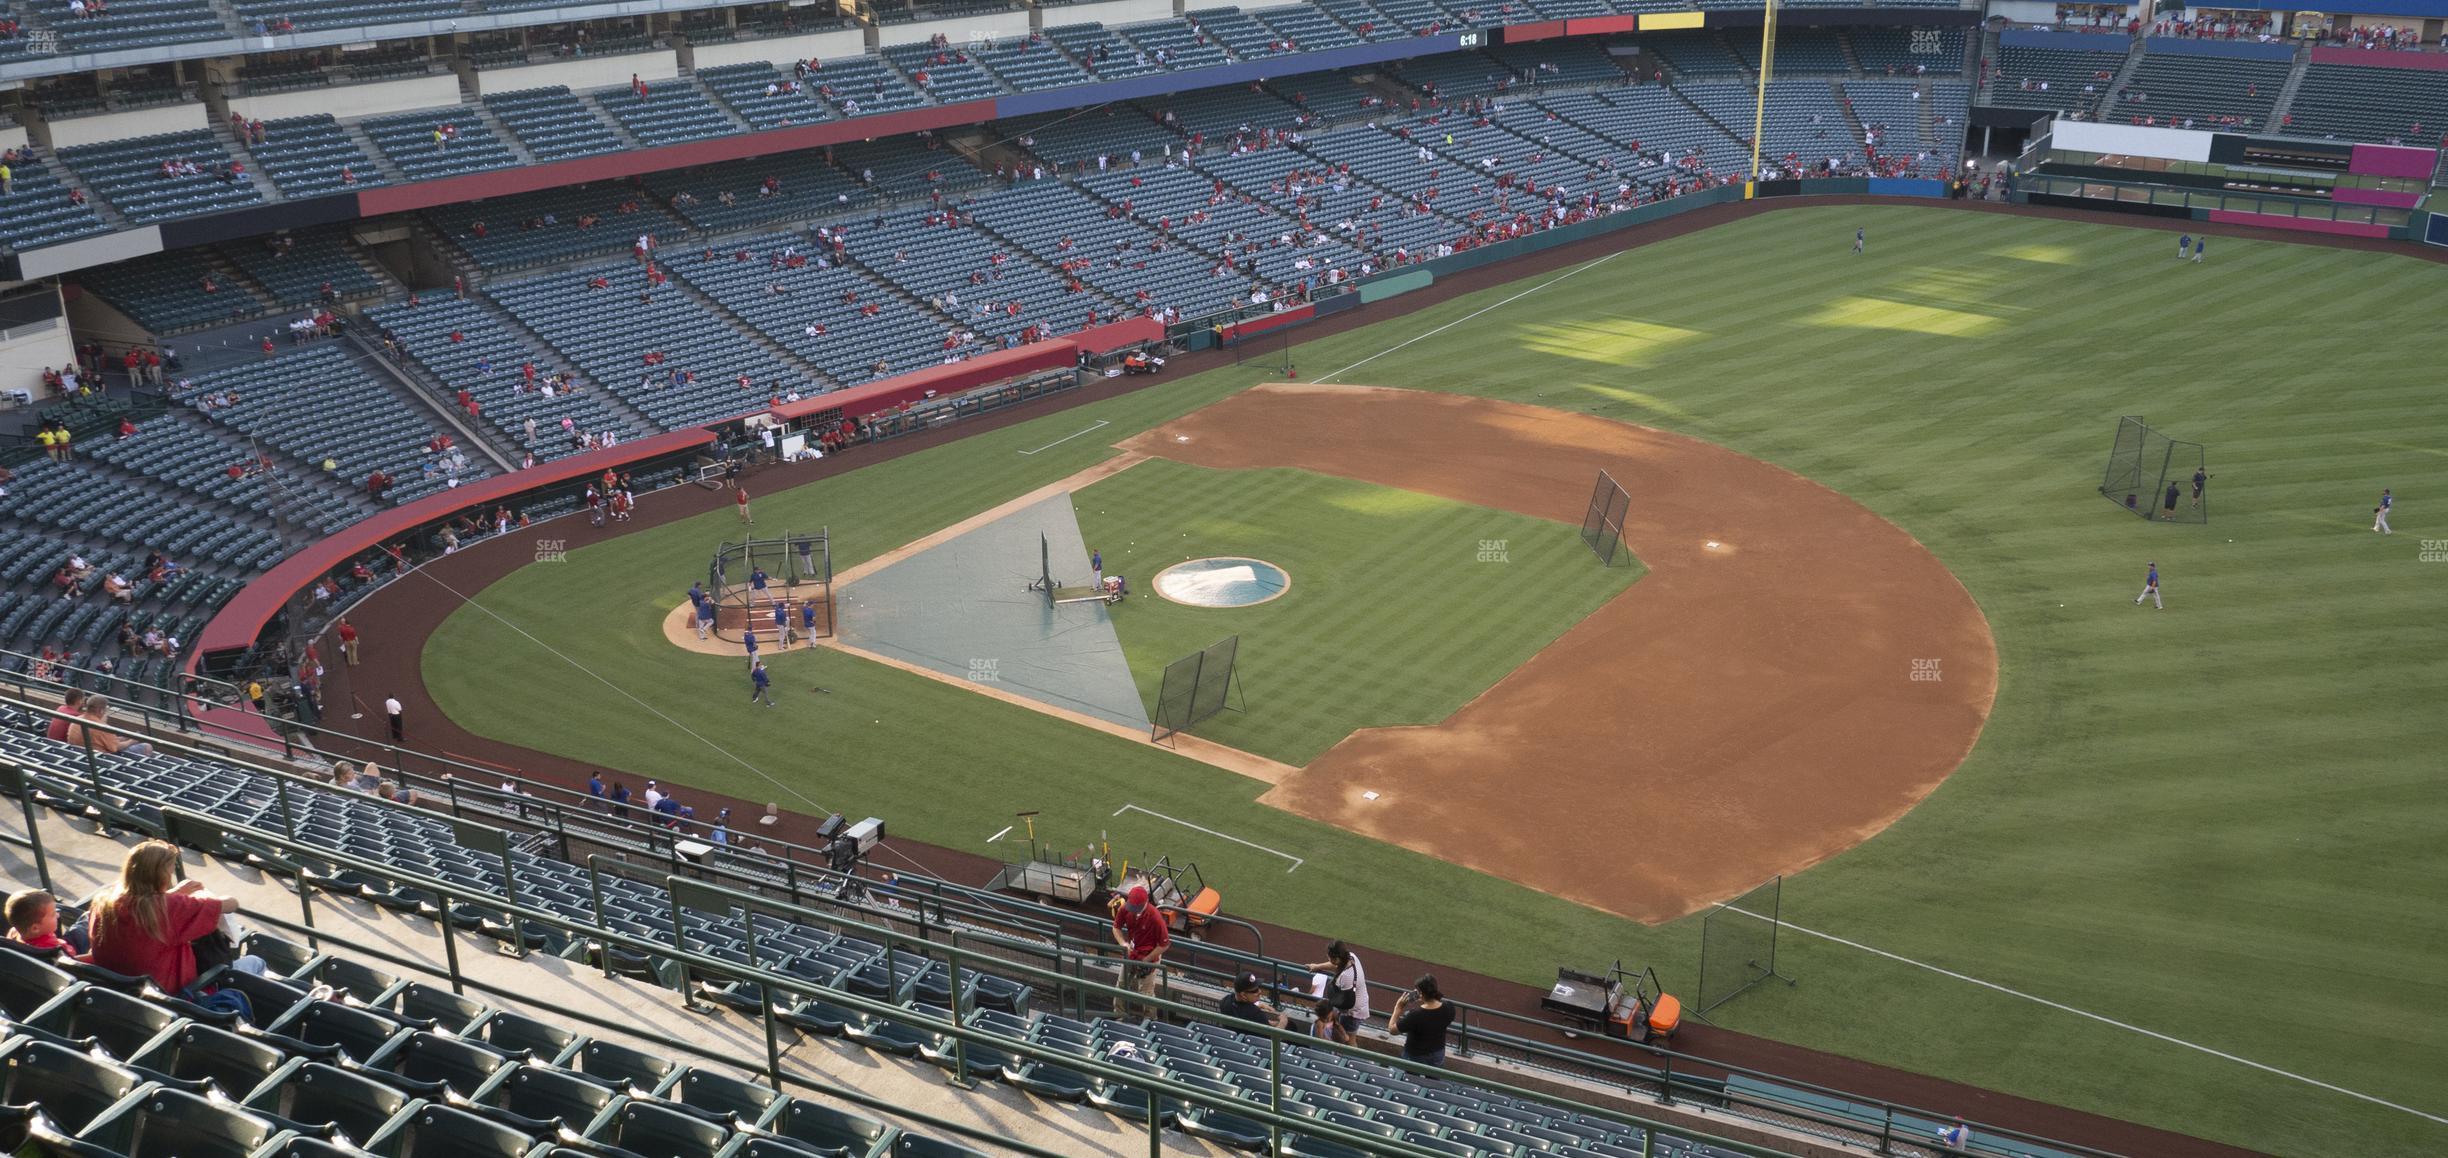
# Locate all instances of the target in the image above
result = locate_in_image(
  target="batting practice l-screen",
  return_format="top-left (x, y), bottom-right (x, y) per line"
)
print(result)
top-left (1152, 635), bottom-right (1244, 744)
top-left (2098, 416), bottom-right (2209, 524)
top-left (1580, 469), bottom-right (1631, 565)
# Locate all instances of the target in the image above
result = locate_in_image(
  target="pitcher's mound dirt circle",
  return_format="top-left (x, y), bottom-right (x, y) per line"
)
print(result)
top-left (1120, 384), bottom-right (1998, 923)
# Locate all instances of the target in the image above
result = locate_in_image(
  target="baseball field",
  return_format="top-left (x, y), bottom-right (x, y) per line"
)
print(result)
top-left (413, 204), bottom-right (2448, 1157)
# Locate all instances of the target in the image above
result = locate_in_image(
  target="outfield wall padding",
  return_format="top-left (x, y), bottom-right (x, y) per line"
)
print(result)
top-left (1865, 178), bottom-right (1947, 198)
top-left (1359, 269), bottom-right (1435, 303)
top-left (2206, 209), bottom-right (2394, 238)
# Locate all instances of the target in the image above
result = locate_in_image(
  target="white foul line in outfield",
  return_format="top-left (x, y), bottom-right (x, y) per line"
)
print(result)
top-left (1719, 907), bottom-right (2448, 1127)
top-left (1114, 804), bottom-right (1303, 873)
top-left (1018, 419), bottom-right (1111, 455)
top-left (1311, 250), bottom-right (1626, 385)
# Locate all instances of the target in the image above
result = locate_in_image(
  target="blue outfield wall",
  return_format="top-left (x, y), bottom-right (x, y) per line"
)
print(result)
top-left (2140, 36), bottom-right (2295, 61)
top-left (1865, 178), bottom-right (1948, 198)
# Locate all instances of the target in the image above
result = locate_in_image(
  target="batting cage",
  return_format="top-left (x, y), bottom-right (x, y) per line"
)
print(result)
top-left (2098, 417), bottom-right (2210, 524)
top-left (1580, 469), bottom-right (1631, 565)
top-left (706, 530), bottom-right (834, 641)
top-left (1694, 875), bottom-right (1794, 1019)
top-left (1152, 635), bottom-right (1244, 745)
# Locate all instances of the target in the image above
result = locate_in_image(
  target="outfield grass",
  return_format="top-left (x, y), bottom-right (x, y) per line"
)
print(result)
top-left (1074, 461), bottom-right (1642, 763)
top-left (424, 205), bottom-right (2448, 1157)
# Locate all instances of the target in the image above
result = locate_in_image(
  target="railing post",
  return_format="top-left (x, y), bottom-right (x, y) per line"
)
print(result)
top-left (1268, 1027), bottom-right (1284, 1155)
top-left (587, 857), bottom-right (614, 981)
top-left (1877, 1105), bottom-right (1895, 1155)
top-left (273, 778), bottom-right (299, 842)
top-left (745, 916), bottom-right (782, 1086)
top-left (946, 941), bottom-right (971, 1089)
top-left (438, 885), bottom-right (465, 994)
top-left (295, 852), bottom-right (319, 950)
top-left (16, 784), bottom-right (52, 894)
top-left (1660, 1048), bottom-right (1675, 1107)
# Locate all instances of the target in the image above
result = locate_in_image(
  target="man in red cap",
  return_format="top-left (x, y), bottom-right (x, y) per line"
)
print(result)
top-left (1110, 885), bottom-right (1170, 1015)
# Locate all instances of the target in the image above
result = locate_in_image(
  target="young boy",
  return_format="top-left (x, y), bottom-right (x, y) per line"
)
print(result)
top-left (6, 889), bottom-right (70, 953)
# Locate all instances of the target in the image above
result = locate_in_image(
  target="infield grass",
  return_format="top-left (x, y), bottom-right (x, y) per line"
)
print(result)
top-left (1073, 461), bottom-right (1643, 763)
top-left (424, 204), bottom-right (2448, 1157)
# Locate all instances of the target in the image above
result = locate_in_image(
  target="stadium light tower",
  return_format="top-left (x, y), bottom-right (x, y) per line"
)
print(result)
top-left (1749, 0), bottom-right (1780, 187)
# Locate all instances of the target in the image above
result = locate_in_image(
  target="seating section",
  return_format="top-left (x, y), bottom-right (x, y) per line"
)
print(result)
top-left (1988, 44), bottom-right (2124, 112)
top-left (2113, 53), bottom-right (2286, 128)
top-left (696, 63), bottom-right (833, 131)
top-left (1843, 80), bottom-right (1964, 168)
top-left (1251, 3), bottom-right (1363, 53)
top-left (21, 0), bottom-right (221, 53)
top-left (424, 186), bottom-right (684, 270)
top-left (486, 261), bottom-right (812, 427)
top-left (881, 42), bottom-right (1005, 104)
top-left (805, 55), bottom-right (931, 117)
top-left (1005, 107), bottom-right (1180, 168)
top-left (1182, 8), bottom-right (1294, 62)
top-left (976, 33), bottom-right (1095, 92)
top-left (971, 181), bottom-right (1251, 319)
top-left (73, 250), bottom-right (265, 333)
top-left (1730, 28), bottom-right (1849, 75)
top-left (665, 234), bottom-right (961, 387)
top-left (0, 524), bottom-right (233, 667)
top-left (0, 156), bottom-right (112, 253)
top-left (1487, 38), bottom-right (1630, 87)
top-left (1080, 165), bottom-right (1357, 293)
top-left (2286, 63), bottom-right (2448, 143)
top-left (0, 701), bottom-right (1794, 1158)
top-left (1143, 85), bottom-right (1305, 138)
top-left (2, 450), bottom-right (288, 578)
top-left (218, 226), bottom-right (386, 309)
top-left (1683, 79), bottom-right (1882, 173)
top-left (641, 154), bottom-right (872, 234)
top-left (174, 343), bottom-right (485, 505)
top-left (1850, 27), bottom-right (1966, 75)
top-left (363, 112), bottom-right (521, 181)
top-left (1312, 0), bottom-right (1405, 41)
top-left (232, 0), bottom-right (460, 32)
top-left (1117, 16), bottom-right (1234, 70)
top-left (593, 79), bottom-right (741, 147)
top-left (246, 115), bottom-right (385, 198)
top-left (1046, 23), bottom-right (1170, 81)
top-left (367, 297), bottom-right (641, 461)
top-left (482, 87), bottom-right (624, 161)
top-left (839, 207), bottom-right (1095, 350)
top-left (82, 409), bottom-right (367, 536)
top-left (57, 132), bottom-right (263, 225)
top-left (1644, 31), bottom-right (1747, 78)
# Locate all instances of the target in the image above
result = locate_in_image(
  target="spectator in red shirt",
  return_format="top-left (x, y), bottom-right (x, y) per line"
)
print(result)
top-left (43, 689), bottom-right (86, 743)
top-left (85, 841), bottom-right (264, 995)
top-left (1110, 885), bottom-right (1170, 1013)
top-left (5, 889), bottom-right (73, 954)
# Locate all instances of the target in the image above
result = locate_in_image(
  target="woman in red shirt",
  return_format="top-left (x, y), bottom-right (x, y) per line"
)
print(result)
top-left (85, 841), bottom-right (262, 995)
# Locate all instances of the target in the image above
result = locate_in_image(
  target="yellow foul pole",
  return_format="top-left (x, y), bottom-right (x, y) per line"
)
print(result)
top-left (1749, 0), bottom-right (1779, 185)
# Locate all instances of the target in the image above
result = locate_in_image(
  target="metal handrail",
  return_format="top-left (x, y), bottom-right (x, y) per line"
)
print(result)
top-left (126, 802), bottom-right (1689, 1158)
top-left (3, 684), bottom-right (2114, 1158)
